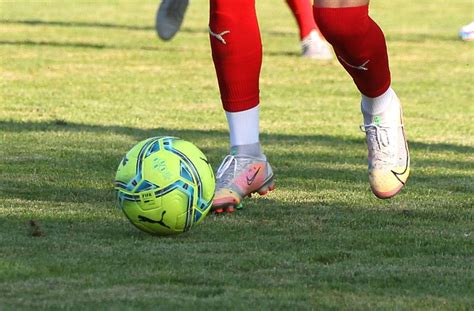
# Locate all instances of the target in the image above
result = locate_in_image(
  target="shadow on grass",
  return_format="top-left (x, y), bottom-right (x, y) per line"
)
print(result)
top-left (0, 19), bottom-right (152, 31)
top-left (0, 40), bottom-right (179, 52)
top-left (0, 119), bottom-right (472, 205)
top-left (1, 196), bottom-right (471, 310)
top-left (264, 50), bottom-right (301, 58)
top-left (1, 119), bottom-right (472, 154)
top-left (1, 19), bottom-right (460, 44)
top-left (2, 196), bottom-right (472, 285)
top-left (0, 19), bottom-right (207, 35)
top-left (0, 19), bottom-right (300, 39)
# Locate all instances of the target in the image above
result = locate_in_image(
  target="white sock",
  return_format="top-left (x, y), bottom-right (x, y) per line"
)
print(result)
top-left (226, 105), bottom-right (260, 147)
top-left (361, 87), bottom-right (400, 125)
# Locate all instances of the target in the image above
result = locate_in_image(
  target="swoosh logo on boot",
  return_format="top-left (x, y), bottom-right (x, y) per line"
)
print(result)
top-left (246, 168), bottom-right (261, 185)
top-left (391, 130), bottom-right (410, 185)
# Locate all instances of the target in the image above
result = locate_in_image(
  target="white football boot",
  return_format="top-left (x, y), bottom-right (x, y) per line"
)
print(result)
top-left (459, 21), bottom-right (474, 41)
top-left (212, 153), bottom-right (275, 213)
top-left (301, 30), bottom-right (333, 60)
top-left (360, 94), bottom-right (410, 199)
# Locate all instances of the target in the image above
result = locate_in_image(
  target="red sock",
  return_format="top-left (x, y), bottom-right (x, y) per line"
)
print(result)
top-left (313, 5), bottom-right (391, 97)
top-left (209, 0), bottom-right (261, 112)
top-left (286, 0), bottom-right (318, 39)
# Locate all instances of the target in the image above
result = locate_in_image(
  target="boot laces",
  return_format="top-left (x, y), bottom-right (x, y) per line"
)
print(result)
top-left (360, 123), bottom-right (402, 169)
top-left (215, 155), bottom-right (256, 189)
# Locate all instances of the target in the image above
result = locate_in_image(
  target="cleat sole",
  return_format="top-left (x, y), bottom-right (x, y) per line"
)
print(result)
top-left (212, 205), bottom-right (236, 214)
top-left (212, 176), bottom-right (275, 214)
top-left (372, 183), bottom-right (405, 199)
top-left (213, 208), bottom-right (224, 214)
top-left (255, 177), bottom-right (276, 196)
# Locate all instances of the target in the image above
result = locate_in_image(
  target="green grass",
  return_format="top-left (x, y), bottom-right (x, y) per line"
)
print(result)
top-left (1, 0), bottom-right (473, 309)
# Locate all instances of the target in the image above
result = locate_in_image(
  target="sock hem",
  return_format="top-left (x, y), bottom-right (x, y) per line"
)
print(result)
top-left (223, 96), bottom-right (260, 112)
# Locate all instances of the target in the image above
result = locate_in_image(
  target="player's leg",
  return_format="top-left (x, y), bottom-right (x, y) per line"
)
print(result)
top-left (313, 0), bottom-right (410, 198)
top-left (155, 0), bottom-right (189, 41)
top-left (286, 0), bottom-right (332, 59)
top-left (209, 0), bottom-right (275, 213)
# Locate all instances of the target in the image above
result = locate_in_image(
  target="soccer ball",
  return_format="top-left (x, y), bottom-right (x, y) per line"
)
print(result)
top-left (114, 137), bottom-right (215, 235)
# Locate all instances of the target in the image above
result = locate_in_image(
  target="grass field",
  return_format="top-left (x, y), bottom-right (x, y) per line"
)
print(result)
top-left (1, 0), bottom-right (473, 309)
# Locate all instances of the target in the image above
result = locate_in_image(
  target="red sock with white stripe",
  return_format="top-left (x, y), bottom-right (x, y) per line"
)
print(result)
top-left (209, 0), bottom-right (262, 112)
top-left (313, 5), bottom-right (391, 97)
